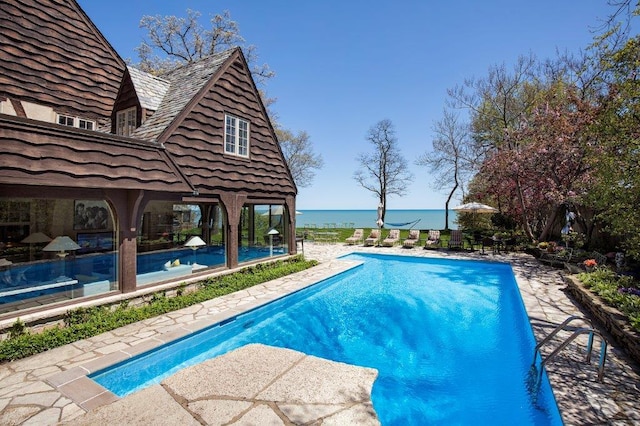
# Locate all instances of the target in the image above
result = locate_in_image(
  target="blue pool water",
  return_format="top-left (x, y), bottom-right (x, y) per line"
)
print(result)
top-left (90, 253), bottom-right (562, 425)
top-left (0, 246), bottom-right (283, 305)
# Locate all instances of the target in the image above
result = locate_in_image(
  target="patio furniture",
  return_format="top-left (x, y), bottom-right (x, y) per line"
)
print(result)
top-left (403, 230), bottom-right (420, 248)
top-left (447, 230), bottom-right (464, 250)
top-left (364, 229), bottom-right (380, 246)
top-left (345, 229), bottom-right (364, 245)
top-left (381, 229), bottom-right (400, 247)
top-left (424, 230), bottom-right (441, 248)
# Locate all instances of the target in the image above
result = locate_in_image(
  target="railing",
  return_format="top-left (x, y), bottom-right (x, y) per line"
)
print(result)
top-left (528, 315), bottom-right (608, 397)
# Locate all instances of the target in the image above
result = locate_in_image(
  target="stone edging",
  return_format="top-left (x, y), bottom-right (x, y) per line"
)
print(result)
top-left (564, 275), bottom-right (640, 365)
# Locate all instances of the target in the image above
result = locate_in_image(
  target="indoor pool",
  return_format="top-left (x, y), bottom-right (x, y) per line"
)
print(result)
top-left (90, 253), bottom-right (562, 425)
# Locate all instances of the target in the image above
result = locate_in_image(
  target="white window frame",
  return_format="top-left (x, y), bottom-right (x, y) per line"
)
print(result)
top-left (57, 114), bottom-right (95, 130)
top-left (116, 107), bottom-right (137, 137)
top-left (224, 114), bottom-right (250, 158)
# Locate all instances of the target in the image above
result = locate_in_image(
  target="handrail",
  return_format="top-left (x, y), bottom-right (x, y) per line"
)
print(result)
top-left (531, 315), bottom-right (608, 383)
top-left (540, 328), bottom-right (608, 382)
top-left (531, 315), bottom-right (592, 364)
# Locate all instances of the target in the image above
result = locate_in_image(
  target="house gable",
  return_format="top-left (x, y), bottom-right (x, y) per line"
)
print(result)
top-left (156, 50), bottom-right (297, 198)
top-left (0, 0), bottom-right (125, 123)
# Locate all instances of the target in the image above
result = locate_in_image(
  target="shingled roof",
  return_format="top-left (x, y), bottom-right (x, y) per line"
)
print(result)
top-left (127, 67), bottom-right (170, 112)
top-left (0, 0), bottom-right (125, 120)
top-left (0, 115), bottom-right (193, 193)
top-left (131, 49), bottom-right (235, 142)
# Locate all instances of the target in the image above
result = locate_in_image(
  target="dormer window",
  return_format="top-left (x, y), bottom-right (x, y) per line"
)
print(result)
top-left (57, 114), bottom-right (95, 130)
top-left (116, 107), bottom-right (137, 136)
top-left (224, 114), bottom-right (249, 157)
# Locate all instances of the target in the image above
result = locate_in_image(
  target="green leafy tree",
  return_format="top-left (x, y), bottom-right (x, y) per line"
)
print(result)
top-left (587, 35), bottom-right (640, 260)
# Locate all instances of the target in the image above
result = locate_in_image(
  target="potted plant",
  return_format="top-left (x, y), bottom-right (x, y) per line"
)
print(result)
top-left (583, 258), bottom-right (597, 272)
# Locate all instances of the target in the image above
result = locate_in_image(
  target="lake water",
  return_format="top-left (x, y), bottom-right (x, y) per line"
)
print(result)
top-left (296, 209), bottom-right (458, 230)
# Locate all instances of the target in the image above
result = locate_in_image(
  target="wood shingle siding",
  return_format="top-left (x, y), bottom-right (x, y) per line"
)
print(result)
top-left (0, 115), bottom-right (192, 193)
top-left (161, 51), bottom-right (295, 198)
top-left (0, 0), bottom-right (124, 119)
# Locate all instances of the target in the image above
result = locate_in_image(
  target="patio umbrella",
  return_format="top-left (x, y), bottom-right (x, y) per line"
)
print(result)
top-left (452, 202), bottom-right (497, 228)
top-left (376, 203), bottom-right (384, 246)
top-left (261, 206), bottom-right (301, 229)
top-left (260, 206), bottom-right (302, 216)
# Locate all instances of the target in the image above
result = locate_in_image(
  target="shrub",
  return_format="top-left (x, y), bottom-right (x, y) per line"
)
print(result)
top-left (579, 269), bottom-right (640, 332)
top-left (0, 255), bottom-right (317, 362)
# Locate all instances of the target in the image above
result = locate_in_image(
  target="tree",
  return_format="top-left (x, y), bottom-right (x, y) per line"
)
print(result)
top-left (135, 9), bottom-right (273, 83)
top-left (478, 82), bottom-right (597, 240)
top-left (587, 35), bottom-right (640, 260)
top-left (354, 119), bottom-right (413, 223)
top-left (416, 109), bottom-right (475, 230)
top-left (275, 129), bottom-right (323, 188)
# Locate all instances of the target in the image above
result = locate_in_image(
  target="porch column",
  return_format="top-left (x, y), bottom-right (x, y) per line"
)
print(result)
top-left (285, 196), bottom-right (297, 255)
top-left (105, 189), bottom-right (147, 293)
top-left (219, 193), bottom-right (246, 269)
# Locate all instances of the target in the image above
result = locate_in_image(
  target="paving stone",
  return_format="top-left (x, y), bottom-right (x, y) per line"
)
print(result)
top-left (0, 405), bottom-right (41, 425)
top-left (21, 407), bottom-right (61, 425)
top-left (232, 404), bottom-right (284, 425)
top-left (188, 399), bottom-right (253, 425)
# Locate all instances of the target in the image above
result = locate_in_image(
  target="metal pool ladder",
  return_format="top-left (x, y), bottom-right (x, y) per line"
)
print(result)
top-left (528, 316), bottom-right (608, 393)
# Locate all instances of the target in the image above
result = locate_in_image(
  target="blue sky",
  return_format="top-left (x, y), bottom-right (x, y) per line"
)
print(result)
top-left (79, 1), bottom-right (617, 210)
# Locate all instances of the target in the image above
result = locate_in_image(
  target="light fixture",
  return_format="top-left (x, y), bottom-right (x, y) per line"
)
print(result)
top-left (43, 236), bottom-right (81, 259)
top-left (184, 236), bottom-right (206, 268)
top-left (21, 232), bottom-right (53, 261)
top-left (42, 236), bottom-right (80, 280)
top-left (267, 228), bottom-right (279, 257)
top-left (21, 232), bottom-right (52, 244)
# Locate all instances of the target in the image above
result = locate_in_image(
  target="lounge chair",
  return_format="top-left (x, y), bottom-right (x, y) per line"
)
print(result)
top-left (363, 229), bottom-right (380, 246)
top-left (403, 229), bottom-right (420, 248)
top-left (381, 229), bottom-right (400, 247)
top-left (345, 229), bottom-right (364, 245)
top-left (447, 230), bottom-right (464, 250)
top-left (423, 230), bottom-right (441, 248)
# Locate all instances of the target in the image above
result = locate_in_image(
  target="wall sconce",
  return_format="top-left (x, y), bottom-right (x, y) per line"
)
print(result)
top-left (184, 236), bottom-right (206, 267)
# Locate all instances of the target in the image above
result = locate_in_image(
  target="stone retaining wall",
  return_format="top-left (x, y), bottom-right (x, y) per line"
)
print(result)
top-left (565, 275), bottom-right (640, 365)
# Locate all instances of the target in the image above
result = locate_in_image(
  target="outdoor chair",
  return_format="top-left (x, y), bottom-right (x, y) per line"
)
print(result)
top-left (447, 230), bottom-right (464, 250)
top-left (423, 230), bottom-right (441, 248)
top-left (403, 229), bottom-right (420, 248)
top-left (381, 229), bottom-right (401, 247)
top-left (345, 229), bottom-right (364, 245)
top-left (364, 229), bottom-right (381, 246)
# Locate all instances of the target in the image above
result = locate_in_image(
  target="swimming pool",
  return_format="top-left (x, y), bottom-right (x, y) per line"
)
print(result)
top-left (90, 253), bottom-right (562, 425)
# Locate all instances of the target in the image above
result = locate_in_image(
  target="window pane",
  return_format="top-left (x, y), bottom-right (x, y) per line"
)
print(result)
top-left (225, 116), bottom-right (236, 153)
top-left (238, 120), bottom-right (248, 156)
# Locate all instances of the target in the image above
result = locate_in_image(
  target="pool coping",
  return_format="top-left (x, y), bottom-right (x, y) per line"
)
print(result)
top-left (45, 259), bottom-right (365, 411)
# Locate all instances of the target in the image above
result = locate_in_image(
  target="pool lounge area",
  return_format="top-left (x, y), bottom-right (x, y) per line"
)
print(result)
top-left (1, 243), bottom-right (639, 425)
